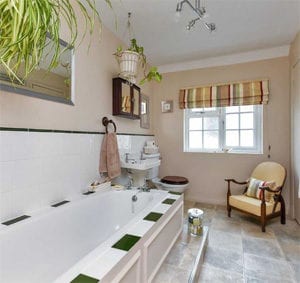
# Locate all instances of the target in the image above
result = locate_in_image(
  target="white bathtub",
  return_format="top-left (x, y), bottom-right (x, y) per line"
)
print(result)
top-left (0, 188), bottom-right (183, 283)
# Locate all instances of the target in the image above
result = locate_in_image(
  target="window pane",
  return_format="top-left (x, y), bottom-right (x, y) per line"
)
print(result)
top-left (226, 106), bottom-right (239, 113)
top-left (204, 117), bottom-right (219, 130)
top-left (240, 113), bottom-right (253, 129)
top-left (203, 107), bottom-right (216, 112)
top-left (191, 108), bottom-right (203, 112)
top-left (203, 131), bottom-right (218, 149)
top-left (189, 118), bottom-right (202, 130)
top-left (226, 130), bottom-right (239, 146)
top-left (241, 130), bottom-right (254, 147)
top-left (189, 131), bottom-right (202, 148)
top-left (226, 114), bottom-right (239, 129)
top-left (191, 107), bottom-right (216, 113)
top-left (240, 105), bottom-right (253, 112)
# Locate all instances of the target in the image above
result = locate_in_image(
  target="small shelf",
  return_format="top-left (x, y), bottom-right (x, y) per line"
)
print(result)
top-left (112, 77), bottom-right (140, 119)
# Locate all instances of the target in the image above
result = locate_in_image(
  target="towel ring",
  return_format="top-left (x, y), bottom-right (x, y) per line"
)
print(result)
top-left (102, 117), bottom-right (117, 133)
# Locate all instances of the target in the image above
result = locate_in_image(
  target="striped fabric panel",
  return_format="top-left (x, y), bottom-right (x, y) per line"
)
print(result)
top-left (245, 177), bottom-right (276, 202)
top-left (179, 80), bottom-right (269, 109)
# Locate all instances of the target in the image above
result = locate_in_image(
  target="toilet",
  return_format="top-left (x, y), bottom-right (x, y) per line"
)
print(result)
top-left (143, 153), bottom-right (189, 193)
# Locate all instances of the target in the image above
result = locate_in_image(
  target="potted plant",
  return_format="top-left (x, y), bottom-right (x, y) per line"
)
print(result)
top-left (115, 38), bottom-right (162, 85)
top-left (0, 0), bottom-right (111, 83)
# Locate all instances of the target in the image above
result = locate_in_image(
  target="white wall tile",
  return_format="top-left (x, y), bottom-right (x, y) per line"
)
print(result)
top-left (11, 132), bottom-right (32, 160)
top-left (12, 159), bottom-right (41, 190)
top-left (0, 161), bottom-right (14, 193)
top-left (0, 132), bottom-right (13, 161)
top-left (0, 131), bottom-right (155, 221)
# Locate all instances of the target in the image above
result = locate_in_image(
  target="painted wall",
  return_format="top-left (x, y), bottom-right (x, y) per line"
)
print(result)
top-left (0, 5), bottom-right (155, 222)
top-left (153, 57), bottom-right (291, 211)
top-left (0, 12), bottom-right (154, 134)
top-left (290, 31), bottom-right (300, 222)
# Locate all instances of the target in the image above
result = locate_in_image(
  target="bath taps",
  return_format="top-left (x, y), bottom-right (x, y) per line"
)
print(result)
top-left (138, 180), bottom-right (150, 192)
top-left (126, 175), bottom-right (133, 190)
top-left (125, 153), bottom-right (135, 163)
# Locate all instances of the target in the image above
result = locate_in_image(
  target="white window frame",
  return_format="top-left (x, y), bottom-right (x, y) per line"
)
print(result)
top-left (184, 105), bottom-right (263, 154)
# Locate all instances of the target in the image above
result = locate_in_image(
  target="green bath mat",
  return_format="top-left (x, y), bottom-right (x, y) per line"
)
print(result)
top-left (162, 198), bottom-right (176, 205)
top-left (71, 274), bottom-right (99, 283)
top-left (112, 234), bottom-right (141, 251)
top-left (168, 191), bottom-right (182, 195)
top-left (143, 212), bottom-right (163, 222)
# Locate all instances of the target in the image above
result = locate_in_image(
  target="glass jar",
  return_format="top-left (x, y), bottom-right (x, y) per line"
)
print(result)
top-left (188, 208), bottom-right (204, 236)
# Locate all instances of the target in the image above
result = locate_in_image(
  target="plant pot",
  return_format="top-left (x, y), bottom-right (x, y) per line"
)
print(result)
top-left (117, 50), bottom-right (139, 83)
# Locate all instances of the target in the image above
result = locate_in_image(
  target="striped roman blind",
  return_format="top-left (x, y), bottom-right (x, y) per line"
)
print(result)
top-left (179, 79), bottom-right (269, 109)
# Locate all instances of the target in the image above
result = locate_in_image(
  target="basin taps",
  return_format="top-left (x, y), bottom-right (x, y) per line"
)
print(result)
top-left (125, 153), bottom-right (135, 163)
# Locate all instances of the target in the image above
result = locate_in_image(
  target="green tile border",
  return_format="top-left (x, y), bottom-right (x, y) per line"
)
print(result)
top-left (143, 212), bottom-right (163, 222)
top-left (169, 191), bottom-right (182, 195)
top-left (162, 198), bottom-right (176, 205)
top-left (51, 200), bottom-right (70, 207)
top-left (83, 191), bottom-right (95, 195)
top-left (2, 215), bottom-right (31, 226)
top-left (112, 234), bottom-right (141, 251)
top-left (71, 274), bottom-right (99, 283)
top-left (0, 127), bottom-right (154, 136)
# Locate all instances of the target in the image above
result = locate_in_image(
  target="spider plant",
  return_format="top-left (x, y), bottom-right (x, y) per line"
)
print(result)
top-left (0, 0), bottom-right (111, 83)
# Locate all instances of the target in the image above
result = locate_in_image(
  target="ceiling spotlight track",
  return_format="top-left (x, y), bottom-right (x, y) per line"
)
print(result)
top-left (176, 0), bottom-right (216, 32)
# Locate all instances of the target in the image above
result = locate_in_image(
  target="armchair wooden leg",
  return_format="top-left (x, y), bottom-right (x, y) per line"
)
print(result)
top-left (261, 200), bottom-right (266, 232)
top-left (227, 206), bottom-right (231, 217)
top-left (280, 197), bottom-right (286, 225)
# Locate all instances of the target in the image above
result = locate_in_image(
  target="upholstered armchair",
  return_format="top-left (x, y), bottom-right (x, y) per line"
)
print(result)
top-left (225, 162), bottom-right (286, 232)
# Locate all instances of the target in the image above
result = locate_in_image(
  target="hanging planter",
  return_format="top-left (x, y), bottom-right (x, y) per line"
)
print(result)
top-left (115, 38), bottom-right (162, 85)
top-left (116, 50), bottom-right (140, 84)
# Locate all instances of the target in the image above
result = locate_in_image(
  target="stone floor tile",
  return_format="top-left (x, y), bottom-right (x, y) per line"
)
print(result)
top-left (291, 262), bottom-right (300, 281)
top-left (152, 263), bottom-right (190, 283)
top-left (194, 202), bottom-right (216, 209)
top-left (203, 246), bottom-right (243, 274)
top-left (245, 276), bottom-right (295, 283)
top-left (211, 217), bottom-right (242, 235)
top-left (244, 253), bottom-right (295, 282)
top-left (241, 221), bottom-right (276, 239)
top-left (242, 237), bottom-right (284, 259)
top-left (164, 242), bottom-right (187, 266)
top-left (154, 202), bottom-right (300, 283)
top-left (209, 229), bottom-right (243, 252)
top-left (198, 265), bottom-right (244, 283)
top-left (279, 241), bottom-right (300, 263)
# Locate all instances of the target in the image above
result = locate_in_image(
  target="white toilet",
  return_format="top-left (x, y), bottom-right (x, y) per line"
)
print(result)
top-left (143, 153), bottom-right (189, 193)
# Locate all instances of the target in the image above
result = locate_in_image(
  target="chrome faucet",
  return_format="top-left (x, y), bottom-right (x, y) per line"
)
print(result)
top-left (126, 174), bottom-right (133, 190)
top-left (125, 153), bottom-right (135, 163)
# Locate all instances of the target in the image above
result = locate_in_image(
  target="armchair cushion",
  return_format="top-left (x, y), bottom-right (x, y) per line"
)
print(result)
top-left (245, 177), bottom-right (276, 202)
top-left (229, 195), bottom-right (281, 216)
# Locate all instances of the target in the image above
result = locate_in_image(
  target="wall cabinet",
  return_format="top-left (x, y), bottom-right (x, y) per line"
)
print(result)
top-left (113, 77), bottom-right (140, 119)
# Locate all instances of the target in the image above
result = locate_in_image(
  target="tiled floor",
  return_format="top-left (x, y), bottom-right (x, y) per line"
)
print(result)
top-left (153, 200), bottom-right (300, 283)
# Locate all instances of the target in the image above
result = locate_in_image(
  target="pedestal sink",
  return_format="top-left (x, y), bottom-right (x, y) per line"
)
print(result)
top-left (120, 158), bottom-right (161, 187)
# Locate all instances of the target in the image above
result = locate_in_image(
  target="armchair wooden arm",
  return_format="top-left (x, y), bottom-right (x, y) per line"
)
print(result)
top-left (225, 178), bottom-right (248, 218)
top-left (259, 185), bottom-right (281, 193)
top-left (224, 179), bottom-right (248, 185)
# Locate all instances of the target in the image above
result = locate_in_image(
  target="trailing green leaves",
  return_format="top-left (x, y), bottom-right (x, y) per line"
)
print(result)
top-left (0, 0), bottom-right (110, 83)
top-left (115, 38), bottom-right (162, 85)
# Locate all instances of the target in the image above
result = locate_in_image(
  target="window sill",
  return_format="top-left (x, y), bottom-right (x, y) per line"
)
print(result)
top-left (184, 149), bottom-right (263, 155)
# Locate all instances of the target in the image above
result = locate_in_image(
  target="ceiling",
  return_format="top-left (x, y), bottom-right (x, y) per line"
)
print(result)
top-left (96, 0), bottom-right (300, 67)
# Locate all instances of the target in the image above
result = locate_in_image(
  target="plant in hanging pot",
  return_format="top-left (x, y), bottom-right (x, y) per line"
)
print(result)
top-left (0, 0), bottom-right (111, 84)
top-left (115, 38), bottom-right (162, 85)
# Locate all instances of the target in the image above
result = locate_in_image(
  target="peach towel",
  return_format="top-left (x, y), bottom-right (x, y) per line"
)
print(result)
top-left (99, 133), bottom-right (121, 179)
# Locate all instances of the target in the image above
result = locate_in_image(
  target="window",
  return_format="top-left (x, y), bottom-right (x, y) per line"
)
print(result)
top-left (184, 105), bottom-right (263, 154)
